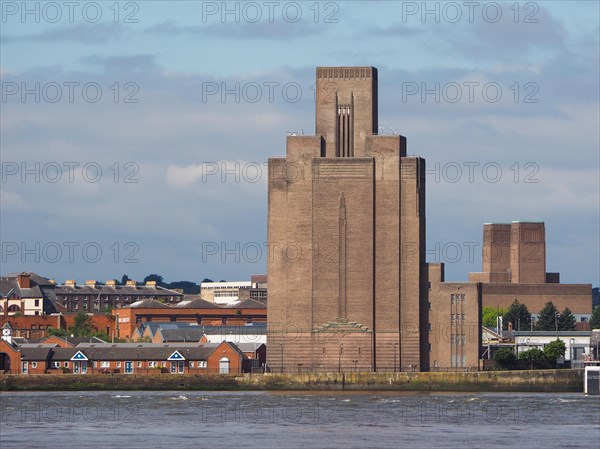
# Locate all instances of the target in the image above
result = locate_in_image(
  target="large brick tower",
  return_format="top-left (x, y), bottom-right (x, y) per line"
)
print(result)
top-left (267, 67), bottom-right (428, 372)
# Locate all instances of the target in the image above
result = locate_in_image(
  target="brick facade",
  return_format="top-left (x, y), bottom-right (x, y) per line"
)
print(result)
top-left (267, 67), bottom-right (428, 372)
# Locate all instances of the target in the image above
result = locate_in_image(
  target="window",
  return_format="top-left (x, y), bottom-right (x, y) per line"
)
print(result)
top-left (161, 361), bottom-right (166, 367)
top-left (51, 361), bottom-right (60, 368)
top-left (101, 361), bottom-right (110, 368)
top-left (581, 317), bottom-right (588, 322)
top-left (197, 361), bottom-right (207, 368)
top-left (427, 323), bottom-right (432, 330)
top-left (31, 362), bottom-right (37, 368)
top-left (35, 299), bottom-right (39, 307)
top-left (74, 304), bottom-right (78, 310)
top-left (116, 362), bottom-right (121, 368)
top-left (189, 361), bottom-right (194, 368)
top-left (64, 362), bottom-right (69, 367)
top-left (93, 361), bottom-right (97, 368)
top-left (137, 361), bottom-right (142, 368)
top-left (83, 303), bottom-right (88, 310)
top-left (148, 361), bottom-right (157, 368)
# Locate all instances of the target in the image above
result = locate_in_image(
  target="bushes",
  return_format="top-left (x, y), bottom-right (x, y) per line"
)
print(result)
top-left (493, 340), bottom-right (567, 371)
top-left (493, 348), bottom-right (516, 369)
top-left (518, 348), bottom-right (547, 369)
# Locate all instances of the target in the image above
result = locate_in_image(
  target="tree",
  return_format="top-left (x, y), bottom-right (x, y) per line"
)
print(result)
top-left (482, 307), bottom-right (506, 328)
top-left (143, 274), bottom-right (165, 286)
top-left (536, 301), bottom-right (559, 331)
top-left (558, 308), bottom-right (576, 331)
top-left (120, 274), bottom-right (130, 285)
top-left (544, 339), bottom-right (566, 364)
top-left (590, 305), bottom-right (600, 329)
top-left (493, 347), bottom-right (516, 369)
top-left (518, 348), bottom-right (546, 370)
top-left (502, 300), bottom-right (532, 331)
top-left (68, 311), bottom-right (94, 337)
top-left (47, 327), bottom-right (67, 337)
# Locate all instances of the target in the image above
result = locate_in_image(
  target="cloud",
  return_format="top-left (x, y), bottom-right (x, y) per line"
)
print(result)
top-left (144, 19), bottom-right (326, 40)
top-left (2, 23), bottom-right (130, 45)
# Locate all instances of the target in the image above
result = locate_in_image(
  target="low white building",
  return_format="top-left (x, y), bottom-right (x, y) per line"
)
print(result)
top-left (200, 281), bottom-right (251, 305)
top-left (514, 331), bottom-right (592, 362)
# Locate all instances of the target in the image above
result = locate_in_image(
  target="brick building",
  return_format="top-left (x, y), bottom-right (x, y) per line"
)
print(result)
top-left (55, 279), bottom-right (183, 312)
top-left (1, 323), bottom-right (248, 374)
top-left (469, 222), bottom-right (592, 328)
top-left (267, 67), bottom-right (428, 372)
top-left (113, 298), bottom-right (267, 339)
top-left (0, 272), bottom-right (57, 316)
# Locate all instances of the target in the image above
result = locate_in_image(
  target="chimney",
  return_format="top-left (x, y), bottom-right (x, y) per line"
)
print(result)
top-left (65, 280), bottom-right (76, 288)
top-left (126, 280), bottom-right (137, 289)
top-left (48, 279), bottom-right (57, 285)
top-left (145, 281), bottom-right (157, 289)
top-left (106, 280), bottom-right (117, 287)
top-left (17, 272), bottom-right (31, 289)
top-left (85, 280), bottom-right (97, 288)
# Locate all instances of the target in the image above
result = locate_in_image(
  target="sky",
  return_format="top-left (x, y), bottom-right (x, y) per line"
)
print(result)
top-left (1, 1), bottom-right (598, 286)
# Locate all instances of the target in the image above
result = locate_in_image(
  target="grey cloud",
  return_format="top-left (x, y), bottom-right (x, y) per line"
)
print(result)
top-left (2, 23), bottom-right (130, 45)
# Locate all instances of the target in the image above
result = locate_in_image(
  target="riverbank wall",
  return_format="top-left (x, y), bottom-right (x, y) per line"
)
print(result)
top-left (0, 369), bottom-right (583, 392)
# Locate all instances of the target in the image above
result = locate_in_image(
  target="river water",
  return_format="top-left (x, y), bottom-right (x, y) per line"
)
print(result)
top-left (1, 390), bottom-right (598, 448)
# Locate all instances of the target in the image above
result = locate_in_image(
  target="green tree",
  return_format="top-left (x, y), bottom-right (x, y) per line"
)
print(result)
top-left (68, 311), bottom-right (94, 337)
top-left (120, 274), bottom-right (130, 285)
top-left (536, 301), bottom-right (559, 331)
top-left (544, 339), bottom-right (566, 364)
top-left (143, 274), bottom-right (165, 286)
top-left (502, 300), bottom-right (532, 331)
top-left (47, 327), bottom-right (67, 337)
top-left (493, 347), bottom-right (516, 369)
top-left (482, 307), bottom-right (506, 328)
top-left (518, 348), bottom-right (546, 370)
top-left (590, 305), bottom-right (600, 329)
top-left (558, 308), bottom-right (576, 331)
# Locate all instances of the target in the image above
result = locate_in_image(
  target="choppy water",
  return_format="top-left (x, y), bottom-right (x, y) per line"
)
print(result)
top-left (1, 390), bottom-right (598, 449)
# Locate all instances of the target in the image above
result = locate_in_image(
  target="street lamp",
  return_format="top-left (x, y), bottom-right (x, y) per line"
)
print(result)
top-left (394, 343), bottom-right (398, 372)
top-left (280, 343), bottom-right (284, 374)
top-left (569, 338), bottom-right (575, 363)
top-left (338, 343), bottom-right (343, 373)
top-left (352, 360), bottom-right (358, 372)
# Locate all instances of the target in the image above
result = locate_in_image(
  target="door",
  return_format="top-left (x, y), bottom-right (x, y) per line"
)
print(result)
top-left (219, 357), bottom-right (230, 374)
top-left (21, 361), bottom-right (28, 374)
top-left (73, 361), bottom-right (88, 374)
top-left (170, 361), bottom-right (184, 374)
top-left (124, 361), bottom-right (133, 374)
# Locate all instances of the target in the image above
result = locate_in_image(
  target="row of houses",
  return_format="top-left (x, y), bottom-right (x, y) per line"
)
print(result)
top-left (1, 272), bottom-right (269, 317)
top-left (1, 324), bottom-right (266, 374)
